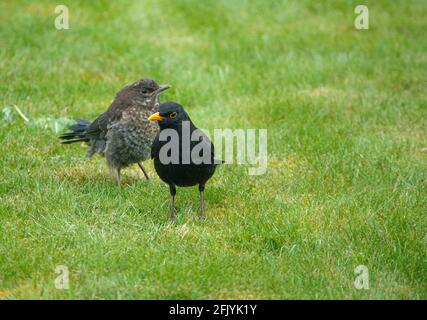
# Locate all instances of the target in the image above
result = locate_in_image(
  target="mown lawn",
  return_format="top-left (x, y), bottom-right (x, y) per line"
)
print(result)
top-left (0, 0), bottom-right (426, 299)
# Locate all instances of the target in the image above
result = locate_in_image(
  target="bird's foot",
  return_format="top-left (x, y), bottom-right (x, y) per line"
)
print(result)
top-left (197, 208), bottom-right (206, 220)
top-left (169, 208), bottom-right (177, 222)
top-left (137, 162), bottom-right (150, 181)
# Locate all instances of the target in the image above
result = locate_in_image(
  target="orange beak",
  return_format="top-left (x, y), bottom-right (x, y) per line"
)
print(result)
top-left (147, 112), bottom-right (164, 121)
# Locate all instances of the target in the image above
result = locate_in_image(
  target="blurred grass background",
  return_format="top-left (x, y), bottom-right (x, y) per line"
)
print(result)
top-left (0, 0), bottom-right (426, 299)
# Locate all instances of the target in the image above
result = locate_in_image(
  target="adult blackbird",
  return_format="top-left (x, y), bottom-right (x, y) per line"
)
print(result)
top-left (148, 102), bottom-right (221, 220)
top-left (59, 79), bottom-right (170, 185)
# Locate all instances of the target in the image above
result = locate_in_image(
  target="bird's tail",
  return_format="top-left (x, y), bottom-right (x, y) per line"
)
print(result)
top-left (59, 119), bottom-right (91, 144)
top-left (214, 159), bottom-right (225, 165)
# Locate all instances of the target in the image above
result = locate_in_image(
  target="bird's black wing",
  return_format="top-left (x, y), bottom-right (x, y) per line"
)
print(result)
top-left (191, 130), bottom-right (217, 164)
top-left (194, 130), bottom-right (224, 164)
top-left (151, 128), bottom-right (221, 164)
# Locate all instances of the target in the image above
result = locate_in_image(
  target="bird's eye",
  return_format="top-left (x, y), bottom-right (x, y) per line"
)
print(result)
top-left (170, 112), bottom-right (177, 119)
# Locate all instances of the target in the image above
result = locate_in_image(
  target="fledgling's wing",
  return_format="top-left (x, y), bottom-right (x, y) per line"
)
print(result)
top-left (85, 87), bottom-right (135, 140)
top-left (85, 112), bottom-right (109, 140)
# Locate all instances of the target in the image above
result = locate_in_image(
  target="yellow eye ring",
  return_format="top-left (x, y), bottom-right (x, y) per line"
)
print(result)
top-left (170, 112), bottom-right (177, 119)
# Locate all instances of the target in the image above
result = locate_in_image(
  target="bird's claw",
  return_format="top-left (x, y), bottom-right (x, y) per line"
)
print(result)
top-left (197, 209), bottom-right (206, 220)
top-left (169, 208), bottom-right (176, 222)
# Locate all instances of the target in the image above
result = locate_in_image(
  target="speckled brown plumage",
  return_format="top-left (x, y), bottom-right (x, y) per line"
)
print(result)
top-left (59, 78), bottom-right (170, 184)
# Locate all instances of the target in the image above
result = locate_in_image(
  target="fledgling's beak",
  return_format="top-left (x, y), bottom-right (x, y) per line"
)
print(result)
top-left (148, 112), bottom-right (164, 121)
top-left (155, 84), bottom-right (171, 95)
top-left (153, 84), bottom-right (171, 107)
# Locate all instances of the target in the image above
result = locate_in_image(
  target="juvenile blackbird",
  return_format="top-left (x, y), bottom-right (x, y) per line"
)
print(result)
top-left (148, 102), bottom-right (221, 220)
top-left (59, 79), bottom-right (170, 185)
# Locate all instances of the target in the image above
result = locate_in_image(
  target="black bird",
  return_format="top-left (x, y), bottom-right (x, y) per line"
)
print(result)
top-left (59, 79), bottom-right (170, 185)
top-left (148, 102), bottom-right (221, 220)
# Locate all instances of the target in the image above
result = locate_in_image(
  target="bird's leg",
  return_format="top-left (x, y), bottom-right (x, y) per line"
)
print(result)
top-left (114, 168), bottom-right (121, 186)
top-left (137, 162), bottom-right (150, 180)
top-left (198, 184), bottom-right (206, 219)
top-left (169, 184), bottom-right (177, 221)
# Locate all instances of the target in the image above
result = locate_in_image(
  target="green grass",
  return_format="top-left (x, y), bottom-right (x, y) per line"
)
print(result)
top-left (0, 0), bottom-right (426, 299)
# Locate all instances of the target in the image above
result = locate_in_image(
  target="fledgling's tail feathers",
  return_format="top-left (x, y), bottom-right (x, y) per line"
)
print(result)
top-left (59, 119), bottom-right (91, 144)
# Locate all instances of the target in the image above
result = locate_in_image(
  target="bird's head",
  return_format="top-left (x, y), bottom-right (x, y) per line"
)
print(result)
top-left (147, 102), bottom-right (190, 128)
top-left (129, 78), bottom-right (171, 107)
